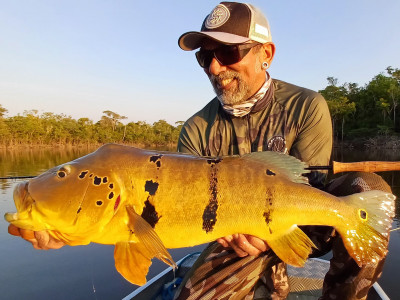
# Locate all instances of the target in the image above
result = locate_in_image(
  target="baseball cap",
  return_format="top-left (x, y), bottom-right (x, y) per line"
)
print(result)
top-left (178, 1), bottom-right (272, 51)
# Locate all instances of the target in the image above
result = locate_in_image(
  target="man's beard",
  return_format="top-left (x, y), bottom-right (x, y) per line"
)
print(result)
top-left (209, 71), bottom-right (251, 106)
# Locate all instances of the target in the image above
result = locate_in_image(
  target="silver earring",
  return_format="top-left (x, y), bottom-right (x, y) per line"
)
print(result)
top-left (262, 62), bottom-right (269, 69)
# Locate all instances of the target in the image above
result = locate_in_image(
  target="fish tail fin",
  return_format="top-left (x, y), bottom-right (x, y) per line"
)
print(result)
top-left (338, 190), bottom-right (395, 267)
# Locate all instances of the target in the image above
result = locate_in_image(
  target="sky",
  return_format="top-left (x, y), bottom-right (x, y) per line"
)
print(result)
top-left (1, 0), bottom-right (399, 125)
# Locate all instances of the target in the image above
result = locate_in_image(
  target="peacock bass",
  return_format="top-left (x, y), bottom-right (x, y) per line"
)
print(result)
top-left (4, 144), bottom-right (396, 285)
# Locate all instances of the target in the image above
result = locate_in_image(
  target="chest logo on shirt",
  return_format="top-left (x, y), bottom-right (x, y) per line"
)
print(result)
top-left (267, 136), bottom-right (287, 153)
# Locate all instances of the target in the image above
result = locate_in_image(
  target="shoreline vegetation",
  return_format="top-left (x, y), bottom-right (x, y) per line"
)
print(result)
top-left (1, 66), bottom-right (399, 150)
top-left (0, 108), bottom-right (182, 150)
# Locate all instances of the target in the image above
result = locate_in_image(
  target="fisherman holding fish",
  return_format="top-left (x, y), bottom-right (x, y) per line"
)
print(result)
top-left (173, 2), bottom-right (392, 299)
top-left (7, 2), bottom-right (394, 300)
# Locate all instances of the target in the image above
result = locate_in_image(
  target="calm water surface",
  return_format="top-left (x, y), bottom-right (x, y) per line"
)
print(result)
top-left (0, 146), bottom-right (399, 299)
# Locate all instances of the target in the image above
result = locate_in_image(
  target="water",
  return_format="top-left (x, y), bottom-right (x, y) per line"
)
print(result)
top-left (0, 146), bottom-right (399, 299)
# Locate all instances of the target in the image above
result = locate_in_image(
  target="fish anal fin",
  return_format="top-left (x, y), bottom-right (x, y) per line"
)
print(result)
top-left (126, 206), bottom-right (176, 268)
top-left (114, 241), bottom-right (152, 285)
top-left (268, 226), bottom-right (316, 267)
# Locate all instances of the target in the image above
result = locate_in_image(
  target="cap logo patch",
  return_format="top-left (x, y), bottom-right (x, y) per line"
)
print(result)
top-left (205, 4), bottom-right (230, 29)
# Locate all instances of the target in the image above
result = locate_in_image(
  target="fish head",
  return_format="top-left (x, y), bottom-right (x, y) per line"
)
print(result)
top-left (5, 155), bottom-right (123, 245)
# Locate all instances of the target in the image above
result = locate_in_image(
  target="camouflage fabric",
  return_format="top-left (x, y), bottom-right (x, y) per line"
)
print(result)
top-left (173, 172), bottom-right (391, 300)
top-left (173, 243), bottom-right (282, 300)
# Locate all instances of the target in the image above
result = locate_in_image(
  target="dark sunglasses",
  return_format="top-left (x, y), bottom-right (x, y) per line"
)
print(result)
top-left (195, 42), bottom-right (261, 68)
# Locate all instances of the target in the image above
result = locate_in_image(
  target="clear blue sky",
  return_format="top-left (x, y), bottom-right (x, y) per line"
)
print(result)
top-left (1, 0), bottom-right (399, 124)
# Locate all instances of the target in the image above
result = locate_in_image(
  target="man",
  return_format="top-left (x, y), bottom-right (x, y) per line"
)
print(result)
top-left (173, 2), bottom-right (390, 299)
top-left (9, 2), bottom-right (390, 299)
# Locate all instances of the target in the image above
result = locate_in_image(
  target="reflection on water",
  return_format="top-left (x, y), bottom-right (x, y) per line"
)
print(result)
top-left (0, 146), bottom-right (98, 191)
top-left (0, 146), bottom-right (399, 299)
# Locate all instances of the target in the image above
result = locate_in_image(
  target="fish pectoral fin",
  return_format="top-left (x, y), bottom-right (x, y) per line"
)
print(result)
top-left (114, 241), bottom-right (152, 285)
top-left (267, 226), bottom-right (316, 267)
top-left (126, 206), bottom-right (176, 268)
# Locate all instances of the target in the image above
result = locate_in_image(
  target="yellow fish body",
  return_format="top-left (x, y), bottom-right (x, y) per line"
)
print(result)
top-left (4, 144), bottom-right (396, 285)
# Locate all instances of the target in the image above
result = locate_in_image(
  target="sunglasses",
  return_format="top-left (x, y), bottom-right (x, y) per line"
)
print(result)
top-left (195, 42), bottom-right (261, 68)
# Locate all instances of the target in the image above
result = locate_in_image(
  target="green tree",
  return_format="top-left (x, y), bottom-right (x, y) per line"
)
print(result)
top-left (0, 105), bottom-right (10, 144)
top-left (101, 110), bottom-right (127, 132)
top-left (366, 72), bottom-right (399, 131)
top-left (320, 78), bottom-right (356, 141)
top-left (0, 104), bottom-right (8, 118)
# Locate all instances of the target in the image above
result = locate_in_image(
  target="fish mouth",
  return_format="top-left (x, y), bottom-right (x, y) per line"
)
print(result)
top-left (4, 181), bottom-right (36, 226)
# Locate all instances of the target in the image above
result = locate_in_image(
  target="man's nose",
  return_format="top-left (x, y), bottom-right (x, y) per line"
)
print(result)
top-left (208, 57), bottom-right (227, 76)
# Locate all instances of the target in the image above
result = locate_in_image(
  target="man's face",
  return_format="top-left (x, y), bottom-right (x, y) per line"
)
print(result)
top-left (201, 41), bottom-right (267, 106)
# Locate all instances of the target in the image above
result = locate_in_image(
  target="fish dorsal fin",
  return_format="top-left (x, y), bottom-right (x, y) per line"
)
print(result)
top-left (127, 206), bottom-right (176, 268)
top-left (267, 226), bottom-right (316, 267)
top-left (240, 151), bottom-right (309, 184)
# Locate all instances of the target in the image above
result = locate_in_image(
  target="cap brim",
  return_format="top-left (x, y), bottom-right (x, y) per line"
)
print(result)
top-left (178, 31), bottom-right (251, 51)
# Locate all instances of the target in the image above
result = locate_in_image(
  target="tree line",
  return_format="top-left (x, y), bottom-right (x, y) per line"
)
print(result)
top-left (319, 66), bottom-right (400, 143)
top-left (0, 66), bottom-right (399, 148)
top-left (0, 108), bottom-right (184, 147)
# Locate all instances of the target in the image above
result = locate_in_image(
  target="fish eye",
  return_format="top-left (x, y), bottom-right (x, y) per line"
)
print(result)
top-left (57, 165), bottom-right (71, 178)
top-left (358, 209), bottom-right (368, 222)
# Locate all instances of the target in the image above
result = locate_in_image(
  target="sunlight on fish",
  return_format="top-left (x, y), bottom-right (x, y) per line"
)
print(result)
top-left (4, 144), bottom-right (396, 285)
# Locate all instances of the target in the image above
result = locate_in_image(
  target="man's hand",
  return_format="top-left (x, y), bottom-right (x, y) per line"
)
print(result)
top-left (217, 234), bottom-right (270, 257)
top-left (8, 224), bottom-right (65, 250)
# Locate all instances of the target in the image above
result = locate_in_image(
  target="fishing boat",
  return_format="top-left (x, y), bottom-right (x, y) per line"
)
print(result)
top-left (123, 253), bottom-right (390, 300)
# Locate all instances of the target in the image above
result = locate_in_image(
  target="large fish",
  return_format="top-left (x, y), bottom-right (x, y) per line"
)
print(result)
top-left (4, 144), bottom-right (396, 285)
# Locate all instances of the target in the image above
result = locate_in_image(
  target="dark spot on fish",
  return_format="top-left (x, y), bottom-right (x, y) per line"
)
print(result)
top-left (103, 177), bottom-right (108, 183)
top-left (266, 169), bottom-right (276, 176)
top-left (150, 155), bottom-right (163, 169)
top-left (263, 188), bottom-right (274, 228)
top-left (266, 188), bottom-right (273, 206)
top-left (79, 171), bottom-right (88, 179)
top-left (109, 183), bottom-right (114, 189)
top-left (89, 174), bottom-right (93, 178)
top-left (263, 211), bottom-right (272, 225)
top-left (360, 209), bottom-right (367, 220)
top-left (145, 180), bottom-right (159, 196)
top-left (141, 198), bottom-right (161, 228)
top-left (114, 195), bottom-right (121, 212)
top-left (150, 155), bottom-right (163, 163)
top-left (207, 158), bottom-right (222, 165)
top-left (96, 200), bottom-right (103, 206)
top-left (57, 171), bottom-right (66, 178)
top-left (202, 163), bottom-right (219, 233)
top-left (77, 207), bottom-right (82, 214)
top-left (94, 176), bottom-right (102, 185)
top-left (108, 192), bottom-right (114, 199)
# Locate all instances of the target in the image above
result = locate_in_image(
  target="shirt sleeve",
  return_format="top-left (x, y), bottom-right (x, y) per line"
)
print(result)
top-left (177, 120), bottom-right (204, 156)
top-left (289, 95), bottom-right (333, 188)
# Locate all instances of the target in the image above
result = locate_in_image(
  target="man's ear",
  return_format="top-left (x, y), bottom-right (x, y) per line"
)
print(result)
top-left (262, 42), bottom-right (276, 65)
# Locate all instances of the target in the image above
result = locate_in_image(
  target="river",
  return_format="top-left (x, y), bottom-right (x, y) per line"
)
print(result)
top-left (0, 146), bottom-right (399, 299)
